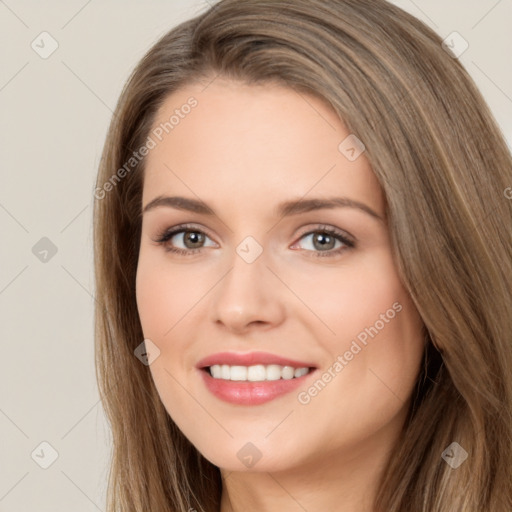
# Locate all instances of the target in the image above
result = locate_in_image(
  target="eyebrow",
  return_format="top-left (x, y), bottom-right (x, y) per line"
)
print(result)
top-left (142, 195), bottom-right (384, 222)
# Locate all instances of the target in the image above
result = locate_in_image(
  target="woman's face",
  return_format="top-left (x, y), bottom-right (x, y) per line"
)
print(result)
top-left (136, 78), bottom-right (425, 472)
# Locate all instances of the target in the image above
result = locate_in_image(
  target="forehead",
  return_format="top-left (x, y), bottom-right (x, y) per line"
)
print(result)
top-left (142, 78), bottom-right (384, 216)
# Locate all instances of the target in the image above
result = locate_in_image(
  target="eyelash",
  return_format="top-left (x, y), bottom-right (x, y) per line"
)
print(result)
top-left (153, 223), bottom-right (355, 258)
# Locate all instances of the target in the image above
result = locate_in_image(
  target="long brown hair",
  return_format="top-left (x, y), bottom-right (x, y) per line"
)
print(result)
top-left (93, 1), bottom-right (512, 510)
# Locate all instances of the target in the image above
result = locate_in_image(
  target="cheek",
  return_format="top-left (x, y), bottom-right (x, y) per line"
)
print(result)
top-left (298, 248), bottom-right (425, 396)
top-left (135, 258), bottom-right (200, 424)
top-left (135, 252), bottom-right (194, 339)
top-left (330, 284), bottom-right (424, 408)
top-left (291, 278), bottom-right (424, 455)
top-left (287, 248), bottom-right (412, 341)
top-left (136, 263), bottom-right (165, 340)
top-left (135, 253), bottom-right (203, 383)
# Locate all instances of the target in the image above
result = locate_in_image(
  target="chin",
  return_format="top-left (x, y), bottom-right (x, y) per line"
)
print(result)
top-left (191, 437), bottom-right (299, 473)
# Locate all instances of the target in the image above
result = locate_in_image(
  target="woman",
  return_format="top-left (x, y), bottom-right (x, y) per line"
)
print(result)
top-left (93, 0), bottom-right (512, 510)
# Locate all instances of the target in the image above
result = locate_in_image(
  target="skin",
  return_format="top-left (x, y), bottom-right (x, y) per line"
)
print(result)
top-left (135, 77), bottom-right (426, 512)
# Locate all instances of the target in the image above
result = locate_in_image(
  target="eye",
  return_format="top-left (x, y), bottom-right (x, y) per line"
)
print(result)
top-left (153, 224), bottom-right (216, 256)
top-left (153, 223), bottom-right (355, 258)
top-left (290, 225), bottom-right (355, 258)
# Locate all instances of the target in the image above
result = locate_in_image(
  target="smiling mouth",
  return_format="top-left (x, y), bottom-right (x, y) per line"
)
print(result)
top-left (204, 364), bottom-right (313, 381)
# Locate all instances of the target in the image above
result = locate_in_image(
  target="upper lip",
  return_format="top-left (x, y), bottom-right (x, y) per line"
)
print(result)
top-left (196, 351), bottom-right (316, 369)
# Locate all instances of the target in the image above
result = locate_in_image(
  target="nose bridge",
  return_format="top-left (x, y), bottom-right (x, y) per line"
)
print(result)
top-left (220, 239), bottom-right (269, 304)
top-left (212, 236), bottom-right (285, 330)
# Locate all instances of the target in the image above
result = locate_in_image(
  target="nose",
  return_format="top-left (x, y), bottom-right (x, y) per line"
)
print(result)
top-left (211, 247), bottom-right (286, 334)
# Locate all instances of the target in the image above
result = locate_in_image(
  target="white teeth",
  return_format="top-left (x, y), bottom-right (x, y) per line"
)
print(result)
top-left (282, 366), bottom-right (295, 379)
top-left (266, 364), bottom-right (282, 381)
top-left (247, 364), bottom-right (266, 381)
top-left (210, 365), bottom-right (222, 378)
top-left (230, 366), bottom-right (247, 381)
top-left (294, 367), bottom-right (309, 378)
top-left (208, 364), bottom-right (311, 381)
top-left (221, 364), bottom-right (230, 380)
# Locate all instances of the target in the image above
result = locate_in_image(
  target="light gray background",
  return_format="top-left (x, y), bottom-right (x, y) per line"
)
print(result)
top-left (1, 0), bottom-right (511, 510)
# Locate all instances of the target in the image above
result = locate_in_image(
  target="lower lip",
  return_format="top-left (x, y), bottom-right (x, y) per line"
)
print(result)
top-left (199, 369), bottom-right (315, 405)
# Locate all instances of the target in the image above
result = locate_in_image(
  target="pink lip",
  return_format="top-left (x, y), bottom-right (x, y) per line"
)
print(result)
top-left (196, 351), bottom-right (317, 406)
top-left (196, 351), bottom-right (315, 369)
